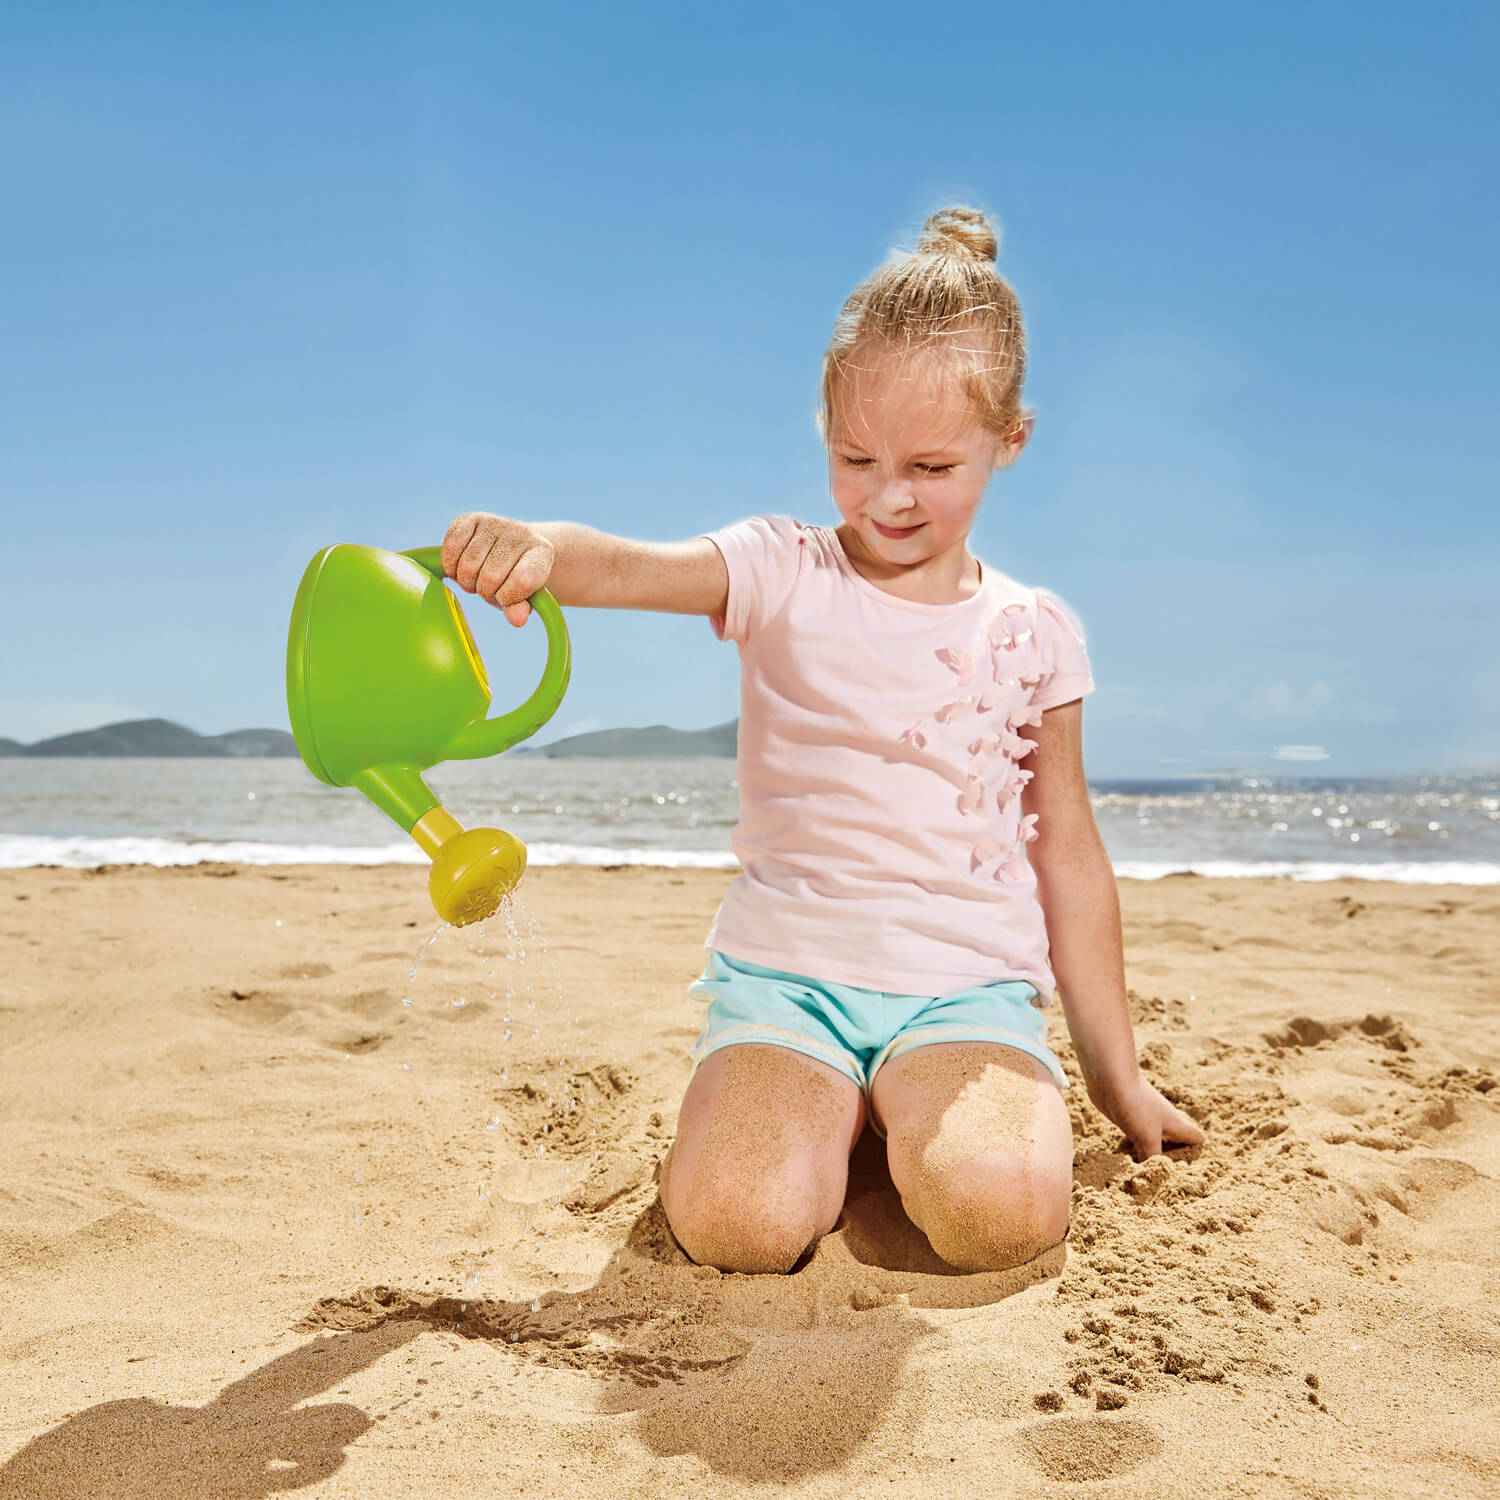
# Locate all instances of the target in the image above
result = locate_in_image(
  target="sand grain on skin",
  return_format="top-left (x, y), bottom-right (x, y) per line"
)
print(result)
top-left (883, 1044), bottom-right (1056, 1270)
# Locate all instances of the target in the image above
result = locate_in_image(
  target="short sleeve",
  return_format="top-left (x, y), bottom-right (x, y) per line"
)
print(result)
top-left (1030, 587), bottom-right (1095, 711)
top-left (699, 513), bottom-right (807, 646)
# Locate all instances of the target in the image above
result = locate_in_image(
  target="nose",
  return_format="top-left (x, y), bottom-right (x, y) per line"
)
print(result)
top-left (873, 475), bottom-right (917, 520)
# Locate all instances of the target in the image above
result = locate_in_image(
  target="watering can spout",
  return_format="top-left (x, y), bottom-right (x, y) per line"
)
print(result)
top-left (286, 543), bottom-right (571, 926)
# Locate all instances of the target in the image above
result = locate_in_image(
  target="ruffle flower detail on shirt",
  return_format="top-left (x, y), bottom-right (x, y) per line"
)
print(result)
top-left (901, 601), bottom-right (1048, 884)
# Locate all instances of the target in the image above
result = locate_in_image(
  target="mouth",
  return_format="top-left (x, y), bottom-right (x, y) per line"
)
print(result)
top-left (872, 520), bottom-right (923, 539)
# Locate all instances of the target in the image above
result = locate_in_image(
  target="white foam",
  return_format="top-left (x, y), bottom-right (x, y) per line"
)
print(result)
top-left (1113, 859), bottom-right (1500, 885)
top-left (0, 834), bottom-right (740, 871)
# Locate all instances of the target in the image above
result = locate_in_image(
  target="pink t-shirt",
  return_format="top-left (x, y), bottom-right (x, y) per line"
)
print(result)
top-left (700, 513), bottom-right (1095, 1004)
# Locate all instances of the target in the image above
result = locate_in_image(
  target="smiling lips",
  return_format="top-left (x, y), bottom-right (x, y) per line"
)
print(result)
top-left (873, 520), bottom-right (923, 538)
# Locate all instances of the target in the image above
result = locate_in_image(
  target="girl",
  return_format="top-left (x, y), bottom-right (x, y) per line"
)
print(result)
top-left (442, 206), bottom-right (1205, 1276)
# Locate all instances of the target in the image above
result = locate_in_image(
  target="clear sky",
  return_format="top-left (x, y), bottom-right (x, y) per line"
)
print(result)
top-left (3, 3), bottom-right (1495, 777)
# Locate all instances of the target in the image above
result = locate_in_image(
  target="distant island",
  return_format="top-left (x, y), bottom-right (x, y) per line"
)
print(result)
top-left (0, 717), bottom-right (739, 759)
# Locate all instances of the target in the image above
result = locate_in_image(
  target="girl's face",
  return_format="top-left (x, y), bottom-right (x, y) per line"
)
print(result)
top-left (827, 348), bottom-right (1027, 584)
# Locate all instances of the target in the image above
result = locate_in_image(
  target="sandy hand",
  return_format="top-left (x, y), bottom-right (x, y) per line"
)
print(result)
top-left (1086, 1071), bottom-right (1207, 1161)
top-left (442, 511), bottom-right (555, 627)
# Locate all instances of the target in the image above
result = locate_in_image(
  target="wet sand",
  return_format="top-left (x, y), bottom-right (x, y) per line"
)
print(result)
top-left (1, 864), bottom-right (1498, 1497)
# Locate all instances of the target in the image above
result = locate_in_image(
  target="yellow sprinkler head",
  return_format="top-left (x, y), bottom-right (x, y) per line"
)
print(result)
top-left (411, 810), bottom-right (528, 927)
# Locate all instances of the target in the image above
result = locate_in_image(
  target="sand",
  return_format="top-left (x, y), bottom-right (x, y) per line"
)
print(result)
top-left (1, 863), bottom-right (1498, 1497)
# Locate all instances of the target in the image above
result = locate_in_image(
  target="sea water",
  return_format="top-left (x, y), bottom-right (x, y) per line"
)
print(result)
top-left (2, 757), bottom-right (1497, 881)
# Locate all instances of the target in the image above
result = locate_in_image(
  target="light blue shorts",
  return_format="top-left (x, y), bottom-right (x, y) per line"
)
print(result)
top-left (687, 948), bottom-right (1069, 1138)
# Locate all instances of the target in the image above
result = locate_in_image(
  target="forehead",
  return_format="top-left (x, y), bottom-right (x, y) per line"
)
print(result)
top-left (830, 347), bottom-right (988, 454)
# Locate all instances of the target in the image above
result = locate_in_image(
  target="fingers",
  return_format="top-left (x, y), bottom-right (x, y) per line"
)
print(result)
top-left (1166, 1105), bottom-right (1207, 1146)
top-left (1135, 1105), bottom-right (1207, 1159)
top-left (441, 514), bottom-right (554, 624)
top-left (477, 540), bottom-right (552, 621)
top-left (441, 513), bottom-right (479, 579)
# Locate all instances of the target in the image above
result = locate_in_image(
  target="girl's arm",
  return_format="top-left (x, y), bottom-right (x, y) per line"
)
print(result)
top-left (442, 512), bottom-right (730, 625)
top-left (1023, 700), bottom-right (1206, 1157)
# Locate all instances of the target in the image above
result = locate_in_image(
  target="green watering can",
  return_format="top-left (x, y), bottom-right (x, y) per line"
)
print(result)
top-left (286, 544), bottom-right (571, 926)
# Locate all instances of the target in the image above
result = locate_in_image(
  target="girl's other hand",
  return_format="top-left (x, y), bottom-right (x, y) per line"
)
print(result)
top-left (1086, 1071), bottom-right (1207, 1161)
top-left (442, 512), bottom-right (556, 627)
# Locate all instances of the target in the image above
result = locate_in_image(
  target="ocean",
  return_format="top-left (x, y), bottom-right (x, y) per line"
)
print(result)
top-left (1, 758), bottom-right (1497, 883)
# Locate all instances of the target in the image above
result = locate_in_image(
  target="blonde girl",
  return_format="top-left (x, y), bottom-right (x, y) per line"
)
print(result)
top-left (443, 206), bottom-right (1205, 1274)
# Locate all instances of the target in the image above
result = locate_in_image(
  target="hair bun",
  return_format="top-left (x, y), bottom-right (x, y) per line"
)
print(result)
top-left (917, 206), bottom-right (999, 263)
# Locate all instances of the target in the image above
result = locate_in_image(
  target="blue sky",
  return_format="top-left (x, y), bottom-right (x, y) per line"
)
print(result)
top-left (2, 3), bottom-right (1495, 777)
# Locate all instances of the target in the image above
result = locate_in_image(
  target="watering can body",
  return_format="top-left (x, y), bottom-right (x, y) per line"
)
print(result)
top-left (286, 544), bottom-right (570, 924)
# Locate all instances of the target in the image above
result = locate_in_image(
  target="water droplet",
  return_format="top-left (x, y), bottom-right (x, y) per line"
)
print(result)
top-left (530, 1298), bottom-right (540, 1314)
top-left (402, 1063), bottom-right (412, 1072)
top-left (401, 996), bottom-right (414, 1008)
top-left (503, 1029), bottom-right (512, 1041)
top-left (535, 1143), bottom-right (545, 1157)
top-left (274, 919), bottom-right (282, 928)
top-left (500, 1067), bottom-right (509, 1081)
top-left (485, 1116), bottom-right (499, 1130)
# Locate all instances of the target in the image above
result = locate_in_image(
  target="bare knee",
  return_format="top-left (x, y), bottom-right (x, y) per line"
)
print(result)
top-left (894, 1149), bottom-right (1070, 1272)
top-left (662, 1158), bottom-right (833, 1273)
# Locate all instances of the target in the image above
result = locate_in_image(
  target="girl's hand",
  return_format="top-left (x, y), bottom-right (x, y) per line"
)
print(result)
top-left (442, 512), bottom-right (556, 627)
top-left (1085, 1070), bottom-right (1206, 1160)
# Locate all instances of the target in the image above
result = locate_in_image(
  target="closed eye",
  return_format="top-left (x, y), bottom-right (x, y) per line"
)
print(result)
top-left (836, 454), bottom-right (875, 468)
top-left (916, 463), bottom-right (955, 476)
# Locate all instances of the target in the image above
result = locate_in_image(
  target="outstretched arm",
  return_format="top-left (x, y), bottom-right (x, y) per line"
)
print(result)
top-left (442, 512), bottom-right (729, 626)
top-left (1023, 700), bottom-right (1206, 1158)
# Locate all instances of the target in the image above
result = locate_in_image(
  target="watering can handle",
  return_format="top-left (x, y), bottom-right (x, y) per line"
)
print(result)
top-left (401, 547), bottom-right (573, 760)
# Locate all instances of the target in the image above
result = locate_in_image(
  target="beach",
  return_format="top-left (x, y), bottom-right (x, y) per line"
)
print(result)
top-left (1, 862), bottom-right (1497, 1497)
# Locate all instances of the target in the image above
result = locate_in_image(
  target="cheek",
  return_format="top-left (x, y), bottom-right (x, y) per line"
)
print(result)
top-left (829, 469), bottom-right (865, 513)
top-left (928, 475), bottom-right (987, 523)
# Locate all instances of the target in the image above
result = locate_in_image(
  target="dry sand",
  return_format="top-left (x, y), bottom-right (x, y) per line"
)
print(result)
top-left (1, 863), bottom-right (1498, 1497)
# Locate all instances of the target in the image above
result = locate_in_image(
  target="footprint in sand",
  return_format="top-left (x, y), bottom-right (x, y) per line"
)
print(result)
top-left (213, 984), bottom-right (403, 1054)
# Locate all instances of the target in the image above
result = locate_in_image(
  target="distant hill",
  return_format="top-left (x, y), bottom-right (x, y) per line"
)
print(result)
top-left (522, 720), bottom-right (738, 758)
top-left (17, 719), bottom-right (300, 758)
top-left (1, 716), bottom-right (737, 759)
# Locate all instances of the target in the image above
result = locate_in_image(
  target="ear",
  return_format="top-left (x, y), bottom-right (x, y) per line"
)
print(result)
top-left (994, 411), bottom-right (1034, 470)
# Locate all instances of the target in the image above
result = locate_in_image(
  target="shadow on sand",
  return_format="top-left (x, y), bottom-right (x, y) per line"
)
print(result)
top-left (1, 1128), bottom-right (1069, 1491)
top-left (0, 1319), bottom-right (421, 1499)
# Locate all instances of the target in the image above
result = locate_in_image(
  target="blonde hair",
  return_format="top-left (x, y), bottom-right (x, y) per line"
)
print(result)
top-left (818, 206), bottom-right (1027, 443)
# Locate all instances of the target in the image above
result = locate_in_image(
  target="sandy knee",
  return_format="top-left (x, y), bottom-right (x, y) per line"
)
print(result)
top-left (662, 1142), bottom-right (835, 1272)
top-left (901, 1152), bottom-right (1070, 1271)
top-left (665, 1184), bottom-right (825, 1273)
